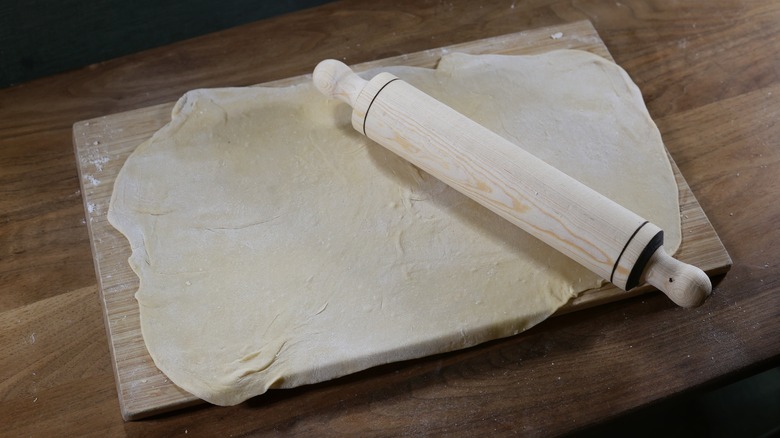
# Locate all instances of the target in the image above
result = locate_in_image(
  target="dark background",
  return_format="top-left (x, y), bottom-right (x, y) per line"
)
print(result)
top-left (0, 0), bottom-right (333, 88)
top-left (2, 1), bottom-right (778, 436)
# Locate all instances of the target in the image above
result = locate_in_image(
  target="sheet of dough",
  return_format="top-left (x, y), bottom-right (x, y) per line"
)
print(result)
top-left (108, 50), bottom-right (681, 406)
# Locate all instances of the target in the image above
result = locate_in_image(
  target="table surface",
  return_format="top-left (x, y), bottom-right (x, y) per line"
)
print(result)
top-left (1, 1), bottom-right (778, 436)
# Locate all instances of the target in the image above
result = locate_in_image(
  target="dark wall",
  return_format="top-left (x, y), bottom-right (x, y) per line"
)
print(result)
top-left (0, 0), bottom-right (333, 88)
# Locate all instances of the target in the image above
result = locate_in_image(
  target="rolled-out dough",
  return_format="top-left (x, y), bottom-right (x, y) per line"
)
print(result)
top-left (108, 50), bottom-right (680, 406)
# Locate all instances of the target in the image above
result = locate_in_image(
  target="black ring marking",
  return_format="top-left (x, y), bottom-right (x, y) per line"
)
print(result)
top-left (362, 77), bottom-right (400, 136)
top-left (610, 220), bottom-right (649, 284)
top-left (625, 230), bottom-right (664, 290)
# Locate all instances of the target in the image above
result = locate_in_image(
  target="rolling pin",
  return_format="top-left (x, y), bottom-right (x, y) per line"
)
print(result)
top-left (312, 59), bottom-right (711, 308)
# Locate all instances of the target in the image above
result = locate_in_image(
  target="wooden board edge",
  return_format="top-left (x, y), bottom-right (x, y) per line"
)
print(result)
top-left (72, 123), bottom-right (133, 419)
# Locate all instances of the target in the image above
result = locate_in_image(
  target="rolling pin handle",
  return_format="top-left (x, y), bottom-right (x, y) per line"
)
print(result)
top-left (642, 248), bottom-right (712, 307)
top-left (313, 59), bottom-right (367, 108)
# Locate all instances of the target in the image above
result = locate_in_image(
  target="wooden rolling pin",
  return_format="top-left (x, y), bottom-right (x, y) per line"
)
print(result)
top-left (312, 59), bottom-right (711, 308)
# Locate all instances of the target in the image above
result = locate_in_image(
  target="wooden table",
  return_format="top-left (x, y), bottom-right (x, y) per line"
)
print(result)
top-left (2, 1), bottom-right (778, 435)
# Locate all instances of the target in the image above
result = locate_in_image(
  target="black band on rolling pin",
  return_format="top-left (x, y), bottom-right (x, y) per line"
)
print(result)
top-left (625, 229), bottom-right (664, 290)
top-left (363, 78), bottom-right (400, 136)
top-left (610, 221), bottom-right (648, 285)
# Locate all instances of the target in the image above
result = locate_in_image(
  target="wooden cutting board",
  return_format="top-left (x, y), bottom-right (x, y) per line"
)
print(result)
top-left (73, 20), bottom-right (731, 421)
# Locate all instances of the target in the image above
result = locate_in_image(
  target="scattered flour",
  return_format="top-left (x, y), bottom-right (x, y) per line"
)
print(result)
top-left (85, 175), bottom-right (101, 186)
top-left (92, 156), bottom-right (109, 172)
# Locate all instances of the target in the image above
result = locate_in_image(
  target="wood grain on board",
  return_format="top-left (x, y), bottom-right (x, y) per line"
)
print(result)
top-left (72, 20), bottom-right (730, 420)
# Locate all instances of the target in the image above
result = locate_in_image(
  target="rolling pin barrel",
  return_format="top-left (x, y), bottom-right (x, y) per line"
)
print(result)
top-left (312, 59), bottom-right (711, 308)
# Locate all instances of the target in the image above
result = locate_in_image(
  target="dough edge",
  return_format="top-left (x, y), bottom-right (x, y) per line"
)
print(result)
top-left (107, 49), bottom-right (681, 405)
